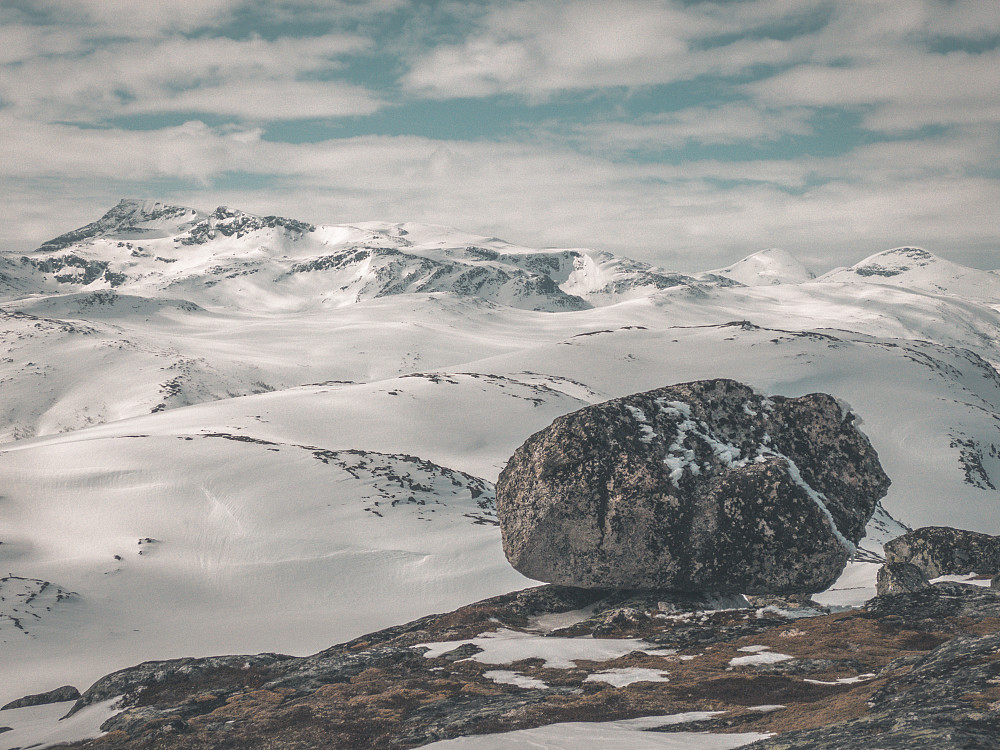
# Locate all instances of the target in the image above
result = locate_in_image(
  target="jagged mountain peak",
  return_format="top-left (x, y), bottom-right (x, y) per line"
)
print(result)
top-left (36, 198), bottom-right (203, 252)
top-left (711, 247), bottom-right (815, 286)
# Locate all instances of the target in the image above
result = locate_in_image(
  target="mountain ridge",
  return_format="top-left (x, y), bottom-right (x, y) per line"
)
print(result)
top-left (8, 199), bottom-right (732, 312)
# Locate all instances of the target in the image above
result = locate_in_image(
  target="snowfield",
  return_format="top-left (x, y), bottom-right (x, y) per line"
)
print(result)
top-left (2, 199), bottom-right (1000, 715)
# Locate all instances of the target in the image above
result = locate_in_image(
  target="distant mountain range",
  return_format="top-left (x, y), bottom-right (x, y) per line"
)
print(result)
top-left (2, 199), bottom-right (739, 311)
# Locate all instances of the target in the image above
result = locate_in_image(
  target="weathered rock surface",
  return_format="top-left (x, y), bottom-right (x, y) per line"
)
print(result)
top-left (884, 525), bottom-right (1000, 578)
top-left (876, 561), bottom-right (931, 596)
top-left (1, 684), bottom-right (80, 710)
top-left (496, 379), bottom-right (890, 593)
top-left (744, 627), bottom-right (1000, 749)
top-left (865, 580), bottom-right (1000, 623)
top-left (49, 581), bottom-right (1000, 750)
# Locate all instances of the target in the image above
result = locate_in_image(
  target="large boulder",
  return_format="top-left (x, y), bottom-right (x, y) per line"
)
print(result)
top-left (884, 526), bottom-right (1000, 578)
top-left (496, 379), bottom-right (890, 594)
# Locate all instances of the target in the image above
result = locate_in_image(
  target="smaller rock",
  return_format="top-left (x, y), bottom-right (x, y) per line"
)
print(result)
top-left (1, 685), bottom-right (81, 710)
top-left (884, 526), bottom-right (1000, 578)
top-left (592, 607), bottom-right (650, 635)
top-left (876, 562), bottom-right (930, 596)
top-left (436, 643), bottom-right (485, 662)
top-left (992, 573), bottom-right (1000, 590)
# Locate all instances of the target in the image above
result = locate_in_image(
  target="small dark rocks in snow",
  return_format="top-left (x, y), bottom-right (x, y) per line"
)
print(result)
top-left (876, 562), bottom-right (931, 596)
top-left (884, 526), bottom-right (1000, 578)
top-left (496, 378), bottom-right (890, 594)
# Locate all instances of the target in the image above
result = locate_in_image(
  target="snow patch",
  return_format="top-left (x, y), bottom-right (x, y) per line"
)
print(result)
top-left (625, 405), bottom-right (657, 443)
top-left (418, 629), bottom-right (674, 669)
top-left (0, 697), bottom-right (121, 750)
top-left (729, 648), bottom-right (793, 667)
top-left (584, 667), bottom-right (670, 687)
top-left (482, 670), bottom-right (549, 689)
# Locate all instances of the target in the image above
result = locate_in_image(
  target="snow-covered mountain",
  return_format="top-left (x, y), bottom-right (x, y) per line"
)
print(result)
top-left (2, 200), bottom-right (1000, 711)
top-left (5, 199), bottom-right (723, 313)
top-left (709, 247), bottom-right (815, 286)
top-left (819, 246), bottom-right (1000, 302)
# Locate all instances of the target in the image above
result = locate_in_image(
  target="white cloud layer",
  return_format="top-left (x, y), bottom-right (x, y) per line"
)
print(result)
top-left (0, 0), bottom-right (997, 271)
top-left (0, 33), bottom-right (378, 122)
top-left (2, 118), bottom-right (996, 271)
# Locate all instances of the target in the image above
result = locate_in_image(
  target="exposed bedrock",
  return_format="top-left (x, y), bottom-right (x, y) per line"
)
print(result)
top-left (496, 378), bottom-right (890, 593)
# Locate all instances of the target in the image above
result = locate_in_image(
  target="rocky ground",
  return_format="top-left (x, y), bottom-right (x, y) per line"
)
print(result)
top-left (13, 579), bottom-right (1000, 749)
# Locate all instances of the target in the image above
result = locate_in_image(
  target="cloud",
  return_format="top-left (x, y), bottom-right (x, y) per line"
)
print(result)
top-left (1, 0), bottom-right (997, 274)
top-left (402, 0), bottom-right (1000, 138)
top-left (0, 117), bottom-right (263, 182)
top-left (568, 103), bottom-right (814, 151)
top-left (401, 0), bottom-right (832, 98)
top-left (402, 1), bottom-right (693, 98)
top-left (2, 117), bottom-right (996, 271)
top-left (126, 80), bottom-right (386, 120)
top-left (0, 33), bottom-right (381, 123)
top-left (13, 0), bottom-right (243, 36)
top-left (750, 51), bottom-right (1000, 130)
top-left (5, 0), bottom-right (407, 38)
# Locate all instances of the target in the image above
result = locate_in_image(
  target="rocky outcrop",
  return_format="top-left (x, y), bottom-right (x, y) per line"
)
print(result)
top-left (864, 580), bottom-right (1000, 623)
top-left (884, 526), bottom-right (1000, 578)
top-left (1, 684), bottom-right (80, 710)
top-left (496, 379), bottom-right (890, 593)
top-left (48, 581), bottom-right (1000, 750)
top-left (744, 623), bottom-right (1000, 749)
top-left (875, 562), bottom-right (930, 596)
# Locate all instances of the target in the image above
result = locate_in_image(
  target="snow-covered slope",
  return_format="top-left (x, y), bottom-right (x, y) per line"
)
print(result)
top-left (709, 247), bottom-right (815, 286)
top-left (2, 201), bottom-right (1000, 708)
top-left (819, 246), bottom-right (1000, 302)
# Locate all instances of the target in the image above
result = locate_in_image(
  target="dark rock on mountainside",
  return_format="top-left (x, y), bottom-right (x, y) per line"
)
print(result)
top-left (884, 525), bottom-right (1000, 578)
top-left (51, 581), bottom-right (1000, 750)
top-left (178, 205), bottom-right (315, 245)
top-left (1, 684), bottom-right (80, 710)
top-left (496, 379), bottom-right (890, 593)
top-left (876, 562), bottom-right (931, 596)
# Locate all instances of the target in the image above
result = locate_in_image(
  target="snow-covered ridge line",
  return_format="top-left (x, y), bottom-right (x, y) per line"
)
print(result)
top-left (10, 200), bottom-right (995, 318)
top-left (5, 198), bottom-right (735, 312)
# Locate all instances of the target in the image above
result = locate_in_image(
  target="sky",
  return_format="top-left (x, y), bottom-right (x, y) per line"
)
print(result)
top-left (1, 0), bottom-right (997, 272)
